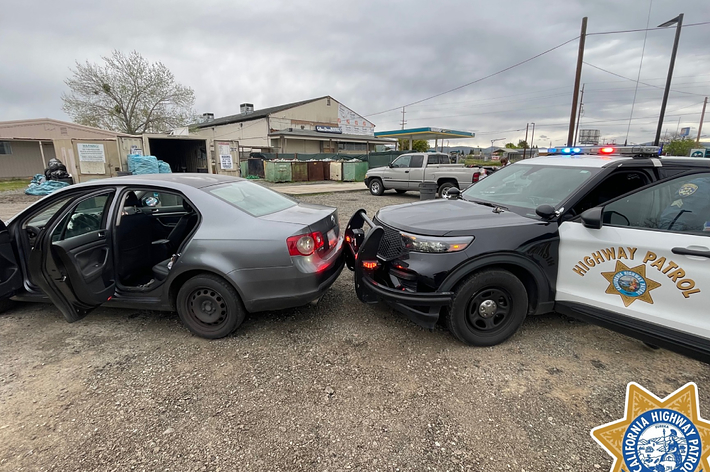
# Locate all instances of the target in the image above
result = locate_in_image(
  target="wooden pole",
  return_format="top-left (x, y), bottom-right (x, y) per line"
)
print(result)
top-left (567, 17), bottom-right (588, 146)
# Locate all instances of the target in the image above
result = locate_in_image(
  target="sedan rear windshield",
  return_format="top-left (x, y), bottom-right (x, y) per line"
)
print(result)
top-left (461, 163), bottom-right (600, 211)
top-left (207, 181), bottom-right (296, 217)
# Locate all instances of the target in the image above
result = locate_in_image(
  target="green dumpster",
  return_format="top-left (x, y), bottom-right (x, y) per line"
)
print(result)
top-left (264, 161), bottom-right (293, 182)
top-left (240, 160), bottom-right (248, 177)
top-left (342, 160), bottom-right (368, 181)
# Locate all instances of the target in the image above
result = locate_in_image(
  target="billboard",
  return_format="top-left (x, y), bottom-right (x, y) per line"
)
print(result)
top-left (579, 129), bottom-right (601, 145)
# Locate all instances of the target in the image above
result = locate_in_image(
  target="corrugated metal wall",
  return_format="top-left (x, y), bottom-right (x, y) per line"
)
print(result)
top-left (0, 141), bottom-right (45, 178)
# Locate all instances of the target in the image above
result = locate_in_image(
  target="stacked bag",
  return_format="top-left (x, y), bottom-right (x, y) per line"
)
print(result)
top-left (26, 158), bottom-right (72, 196)
top-left (127, 155), bottom-right (172, 175)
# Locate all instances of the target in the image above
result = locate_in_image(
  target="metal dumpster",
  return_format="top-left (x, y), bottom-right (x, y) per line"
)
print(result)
top-left (264, 161), bottom-right (293, 182)
top-left (342, 160), bottom-right (368, 181)
top-left (240, 160), bottom-right (248, 177)
top-left (329, 162), bottom-right (343, 181)
top-left (247, 158), bottom-right (265, 178)
top-left (307, 161), bottom-right (325, 181)
top-left (291, 161), bottom-right (308, 182)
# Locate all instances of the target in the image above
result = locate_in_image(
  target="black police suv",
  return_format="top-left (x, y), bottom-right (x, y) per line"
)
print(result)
top-left (344, 146), bottom-right (710, 349)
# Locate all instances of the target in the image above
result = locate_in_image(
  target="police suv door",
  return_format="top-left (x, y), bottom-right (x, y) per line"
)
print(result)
top-left (556, 171), bottom-right (710, 360)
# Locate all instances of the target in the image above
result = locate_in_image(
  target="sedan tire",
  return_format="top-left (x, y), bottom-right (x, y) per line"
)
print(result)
top-left (368, 178), bottom-right (385, 196)
top-left (176, 274), bottom-right (245, 339)
top-left (445, 270), bottom-right (527, 346)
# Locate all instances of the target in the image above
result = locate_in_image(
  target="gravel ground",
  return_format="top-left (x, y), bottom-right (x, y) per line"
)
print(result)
top-left (1, 188), bottom-right (709, 472)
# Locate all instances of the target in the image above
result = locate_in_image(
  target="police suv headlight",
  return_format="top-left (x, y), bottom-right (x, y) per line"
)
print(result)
top-left (401, 232), bottom-right (473, 253)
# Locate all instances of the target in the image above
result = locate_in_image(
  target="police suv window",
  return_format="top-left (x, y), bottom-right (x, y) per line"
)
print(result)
top-left (602, 172), bottom-right (710, 235)
top-left (410, 155), bottom-right (424, 168)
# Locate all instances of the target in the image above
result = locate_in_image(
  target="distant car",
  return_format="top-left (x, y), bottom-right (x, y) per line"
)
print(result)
top-left (364, 152), bottom-right (487, 197)
top-left (0, 174), bottom-right (344, 338)
top-left (344, 146), bottom-right (710, 362)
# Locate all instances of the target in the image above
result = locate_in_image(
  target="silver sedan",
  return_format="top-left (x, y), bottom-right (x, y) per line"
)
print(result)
top-left (0, 174), bottom-right (344, 338)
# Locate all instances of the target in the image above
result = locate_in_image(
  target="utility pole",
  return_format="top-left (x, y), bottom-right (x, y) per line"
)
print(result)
top-left (654, 13), bottom-right (684, 146)
top-left (400, 107), bottom-right (407, 130)
top-left (522, 123), bottom-right (530, 159)
top-left (573, 84), bottom-right (585, 146)
top-left (529, 123), bottom-right (536, 156)
top-left (697, 97), bottom-right (707, 144)
top-left (567, 17), bottom-right (588, 146)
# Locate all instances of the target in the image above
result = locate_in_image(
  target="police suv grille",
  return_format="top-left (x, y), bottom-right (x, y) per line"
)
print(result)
top-left (373, 217), bottom-right (405, 260)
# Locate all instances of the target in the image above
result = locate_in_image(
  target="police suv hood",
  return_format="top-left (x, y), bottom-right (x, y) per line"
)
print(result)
top-left (375, 199), bottom-right (541, 237)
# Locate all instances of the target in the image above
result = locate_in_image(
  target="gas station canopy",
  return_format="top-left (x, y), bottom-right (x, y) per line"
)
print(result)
top-left (374, 127), bottom-right (475, 141)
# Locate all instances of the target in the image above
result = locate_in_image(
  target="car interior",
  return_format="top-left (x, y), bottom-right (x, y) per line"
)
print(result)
top-left (115, 189), bottom-right (199, 289)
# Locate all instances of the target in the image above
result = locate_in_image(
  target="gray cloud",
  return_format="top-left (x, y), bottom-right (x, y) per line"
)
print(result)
top-left (1, 0), bottom-right (708, 146)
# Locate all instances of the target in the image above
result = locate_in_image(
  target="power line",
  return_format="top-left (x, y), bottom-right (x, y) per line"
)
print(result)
top-left (364, 36), bottom-right (580, 117)
top-left (625, 0), bottom-right (653, 144)
top-left (583, 61), bottom-right (709, 96)
top-left (586, 20), bottom-right (710, 36)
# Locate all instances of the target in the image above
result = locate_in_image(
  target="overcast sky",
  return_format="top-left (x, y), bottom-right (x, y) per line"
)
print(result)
top-left (2, 0), bottom-right (709, 147)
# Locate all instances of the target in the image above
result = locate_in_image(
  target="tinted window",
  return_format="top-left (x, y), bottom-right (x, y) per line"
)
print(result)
top-left (572, 171), bottom-right (649, 215)
top-left (208, 181), bottom-right (296, 217)
top-left (391, 155), bottom-right (412, 168)
top-left (603, 173), bottom-right (710, 235)
top-left (427, 155), bottom-right (440, 165)
top-left (25, 196), bottom-right (74, 229)
top-left (462, 164), bottom-right (600, 211)
top-left (410, 155), bottom-right (424, 168)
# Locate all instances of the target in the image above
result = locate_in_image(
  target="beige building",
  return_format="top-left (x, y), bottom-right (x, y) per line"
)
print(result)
top-left (191, 96), bottom-right (393, 155)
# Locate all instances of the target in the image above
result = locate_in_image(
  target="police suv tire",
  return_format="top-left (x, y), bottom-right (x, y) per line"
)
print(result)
top-left (438, 181), bottom-right (456, 198)
top-left (369, 178), bottom-right (385, 196)
top-left (446, 270), bottom-right (528, 346)
top-left (0, 298), bottom-right (15, 315)
top-left (176, 274), bottom-right (245, 339)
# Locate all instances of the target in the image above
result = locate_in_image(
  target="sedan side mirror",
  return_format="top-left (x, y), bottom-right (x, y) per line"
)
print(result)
top-left (580, 207), bottom-right (603, 229)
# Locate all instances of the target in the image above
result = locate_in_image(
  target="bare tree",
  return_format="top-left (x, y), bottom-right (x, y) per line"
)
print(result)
top-left (61, 50), bottom-right (196, 134)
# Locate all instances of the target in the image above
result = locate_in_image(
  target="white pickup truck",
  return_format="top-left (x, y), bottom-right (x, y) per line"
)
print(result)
top-left (364, 152), bottom-right (486, 197)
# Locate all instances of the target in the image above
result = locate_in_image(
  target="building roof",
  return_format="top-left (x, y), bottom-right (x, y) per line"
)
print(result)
top-left (193, 97), bottom-right (328, 129)
top-left (0, 118), bottom-right (136, 139)
top-left (269, 128), bottom-right (395, 143)
top-left (374, 127), bottom-right (475, 140)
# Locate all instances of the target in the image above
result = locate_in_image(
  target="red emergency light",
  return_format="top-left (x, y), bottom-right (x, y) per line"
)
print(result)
top-left (599, 147), bottom-right (615, 154)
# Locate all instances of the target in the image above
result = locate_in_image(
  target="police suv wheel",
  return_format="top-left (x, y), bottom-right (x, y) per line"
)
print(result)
top-left (446, 270), bottom-right (528, 346)
top-left (176, 275), bottom-right (245, 339)
top-left (369, 178), bottom-right (384, 196)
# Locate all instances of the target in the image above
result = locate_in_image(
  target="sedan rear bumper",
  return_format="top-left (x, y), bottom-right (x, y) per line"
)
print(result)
top-left (344, 209), bottom-right (453, 329)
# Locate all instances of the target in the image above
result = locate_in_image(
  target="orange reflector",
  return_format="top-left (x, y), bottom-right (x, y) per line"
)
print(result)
top-left (345, 235), bottom-right (351, 242)
top-left (600, 147), bottom-right (615, 154)
top-left (362, 261), bottom-right (379, 270)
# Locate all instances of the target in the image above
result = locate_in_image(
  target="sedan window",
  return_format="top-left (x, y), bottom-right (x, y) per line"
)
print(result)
top-left (208, 181), bottom-right (296, 217)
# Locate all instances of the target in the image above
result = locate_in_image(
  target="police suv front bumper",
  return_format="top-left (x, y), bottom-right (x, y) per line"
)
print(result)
top-left (343, 209), bottom-right (454, 329)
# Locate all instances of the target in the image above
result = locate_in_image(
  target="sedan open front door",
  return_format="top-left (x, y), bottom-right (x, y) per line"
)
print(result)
top-left (29, 190), bottom-right (117, 322)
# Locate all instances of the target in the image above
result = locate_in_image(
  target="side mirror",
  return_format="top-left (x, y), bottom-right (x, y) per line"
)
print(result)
top-left (388, 162), bottom-right (393, 168)
top-left (580, 207), bottom-right (603, 229)
top-left (535, 204), bottom-right (558, 219)
top-left (446, 187), bottom-right (460, 200)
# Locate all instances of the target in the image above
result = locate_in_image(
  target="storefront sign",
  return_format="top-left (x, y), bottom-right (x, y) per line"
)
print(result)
top-left (316, 126), bottom-right (342, 134)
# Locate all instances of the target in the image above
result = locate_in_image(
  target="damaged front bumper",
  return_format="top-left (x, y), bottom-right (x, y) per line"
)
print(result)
top-left (343, 209), bottom-right (453, 329)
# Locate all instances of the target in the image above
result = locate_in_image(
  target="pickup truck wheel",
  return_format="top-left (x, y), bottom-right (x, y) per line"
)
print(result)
top-left (369, 178), bottom-right (384, 196)
top-left (438, 181), bottom-right (456, 198)
top-left (445, 270), bottom-right (528, 346)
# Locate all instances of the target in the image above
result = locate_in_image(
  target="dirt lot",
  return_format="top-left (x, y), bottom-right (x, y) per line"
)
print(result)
top-left (1, 188), bottom-right (709, 471)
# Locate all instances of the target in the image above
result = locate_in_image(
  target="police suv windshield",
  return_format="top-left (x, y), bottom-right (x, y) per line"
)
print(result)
top-left (461, 163), bottom-right (600, 211)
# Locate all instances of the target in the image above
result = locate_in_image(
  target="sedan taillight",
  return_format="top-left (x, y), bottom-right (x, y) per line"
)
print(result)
top-left (287, 232), bottom-right (324, 256)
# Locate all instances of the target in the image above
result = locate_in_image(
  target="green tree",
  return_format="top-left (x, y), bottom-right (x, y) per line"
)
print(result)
top-left (398, 139), bottom-right (429, 151)
top-left (664, 137), bottom-right (696, 156)
top-left (517, 140), bottom-right (529, 149)
top-left (62, 50), bottom-right (196, 134)
top-left (504, 142), bottom-right (517, 149)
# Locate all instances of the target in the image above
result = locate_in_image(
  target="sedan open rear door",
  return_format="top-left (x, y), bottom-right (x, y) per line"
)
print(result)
top-left (29, 191), bottom-right (117, 322)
